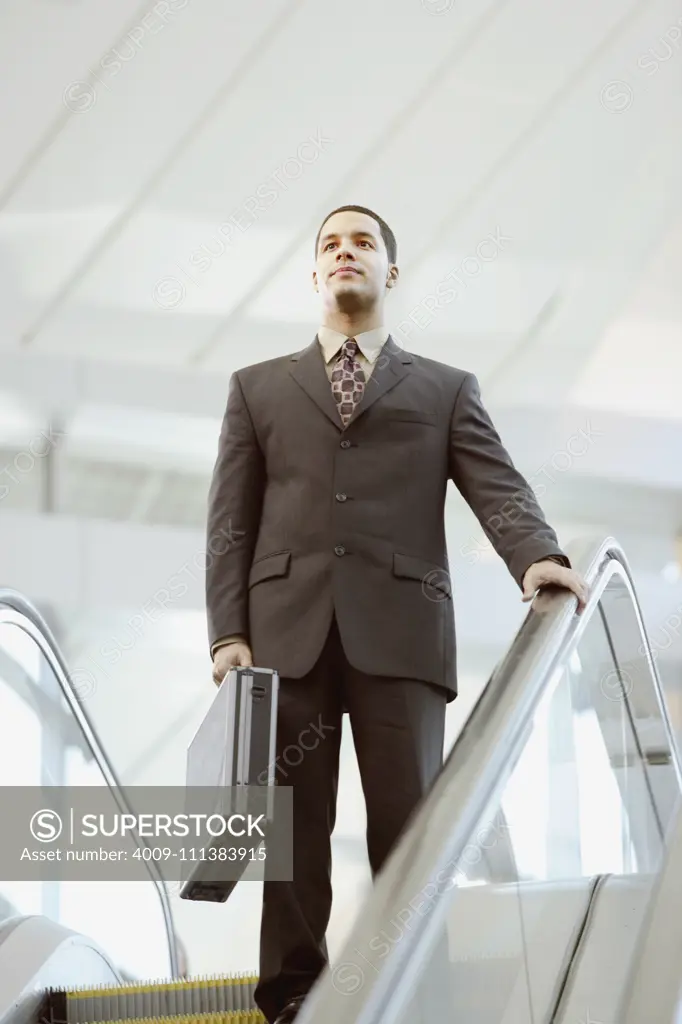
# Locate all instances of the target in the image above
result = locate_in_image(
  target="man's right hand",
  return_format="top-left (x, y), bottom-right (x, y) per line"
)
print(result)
top-left (212, 642), bottom-right (253, 686)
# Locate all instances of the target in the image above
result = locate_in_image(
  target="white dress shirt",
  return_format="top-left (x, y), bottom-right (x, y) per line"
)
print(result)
top-left (317, 325), bottom-right (389, 382)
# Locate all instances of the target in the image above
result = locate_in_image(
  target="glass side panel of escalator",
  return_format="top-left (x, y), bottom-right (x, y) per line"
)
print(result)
top-left (354, 561), bottom-right (680, 1024)
top-left (0, 618), bottom-right (173, 980)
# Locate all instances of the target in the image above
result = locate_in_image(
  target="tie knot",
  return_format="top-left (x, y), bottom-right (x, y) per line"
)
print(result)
top-left (343, 338), bottom-right (359, 356)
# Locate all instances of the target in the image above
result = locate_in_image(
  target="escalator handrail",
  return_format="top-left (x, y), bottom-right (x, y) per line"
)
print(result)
top-left (298, 535), bottom-right (682, 1024)
top-left (0, 587), bottom-right (179, 978)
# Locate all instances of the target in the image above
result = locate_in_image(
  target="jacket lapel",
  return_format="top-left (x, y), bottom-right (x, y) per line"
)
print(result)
top-left (289, 334), bottom-right (413, 431)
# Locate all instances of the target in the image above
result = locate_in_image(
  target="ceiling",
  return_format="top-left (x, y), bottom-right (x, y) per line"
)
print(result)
top-left (0, 0), bottom-right (677, 364)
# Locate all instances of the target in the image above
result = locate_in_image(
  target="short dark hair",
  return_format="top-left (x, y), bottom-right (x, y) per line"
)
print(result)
top-left (315, 205), bottom-right (397, 264)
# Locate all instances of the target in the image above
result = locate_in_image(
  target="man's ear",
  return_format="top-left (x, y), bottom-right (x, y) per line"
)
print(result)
top-left (386, 265), bottom-right (399, 289)
top-left (312, 270), bottom-right (318, 292)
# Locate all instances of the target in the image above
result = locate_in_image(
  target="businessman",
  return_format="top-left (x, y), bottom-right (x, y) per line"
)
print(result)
top-left (206, 204), bottom-right (588, 1023)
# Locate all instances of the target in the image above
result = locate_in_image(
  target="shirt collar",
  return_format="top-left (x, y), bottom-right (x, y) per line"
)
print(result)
top-left (317, 325), bottom-right (389, 365)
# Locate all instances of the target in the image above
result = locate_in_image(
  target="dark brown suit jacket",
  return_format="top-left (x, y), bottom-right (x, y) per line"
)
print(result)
top-left (205, 334), bottom-right (567, 702)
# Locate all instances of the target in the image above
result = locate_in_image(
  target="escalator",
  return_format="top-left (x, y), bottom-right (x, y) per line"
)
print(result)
top-left (1, 535), bottom-right (682, 1023)
top-left (299, 535), bottom-right (682, 1023)
top-left (0, 591), bottom-right (261, 1024)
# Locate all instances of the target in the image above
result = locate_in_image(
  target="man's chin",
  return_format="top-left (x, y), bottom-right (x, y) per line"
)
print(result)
top-left (333, 290), bottom-right (370, 315)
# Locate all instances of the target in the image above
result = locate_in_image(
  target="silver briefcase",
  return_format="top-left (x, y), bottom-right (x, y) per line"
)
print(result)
top-left (180, 665), bottom-right (279, 902)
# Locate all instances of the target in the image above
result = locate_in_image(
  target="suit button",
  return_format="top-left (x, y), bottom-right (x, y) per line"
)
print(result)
top-left (340, 440), bottom-right (351, 449)
top-left (334, 545), bottom-right (346, 556)
top-left (335, 493), bottom-right (347, 502)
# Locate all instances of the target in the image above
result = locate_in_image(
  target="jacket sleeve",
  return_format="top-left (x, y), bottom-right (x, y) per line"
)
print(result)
top-left (206, 372), bottom-right (265, 653)
top-left (449, 373), bottom-right (570, 588)
top-left (210, 635), bottom-right (249, 658)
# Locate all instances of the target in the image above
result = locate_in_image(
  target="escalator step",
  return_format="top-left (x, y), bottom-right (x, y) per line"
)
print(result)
top-left (94, 1015), bottom-right (263, 1023)
top-left (44, 975), bottom-right (261, 1023)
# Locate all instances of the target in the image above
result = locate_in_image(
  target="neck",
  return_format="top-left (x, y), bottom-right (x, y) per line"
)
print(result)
top-left (321, 311), bottom-right (384, 336)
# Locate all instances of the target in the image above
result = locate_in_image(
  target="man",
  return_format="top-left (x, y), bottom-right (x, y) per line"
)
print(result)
top-left (206, 204), bottom-right (588, 1023)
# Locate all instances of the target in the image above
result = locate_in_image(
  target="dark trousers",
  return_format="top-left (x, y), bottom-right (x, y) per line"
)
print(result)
top-left (254, 613), bottom-right (447, 1023)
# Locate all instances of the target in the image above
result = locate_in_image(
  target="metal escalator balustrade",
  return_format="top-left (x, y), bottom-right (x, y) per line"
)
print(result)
top-left (0, 589), bottom-right (178, 983)
top-left (619, 792), bottom-right (682, 1023)
top-left (294, 536), bottom-right (682, 1024)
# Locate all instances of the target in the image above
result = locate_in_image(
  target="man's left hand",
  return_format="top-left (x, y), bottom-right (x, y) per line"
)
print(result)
top-left (521, 559), bottom-right (589, 612)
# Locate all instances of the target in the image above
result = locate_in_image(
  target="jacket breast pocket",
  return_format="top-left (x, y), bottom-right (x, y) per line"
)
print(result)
top-left (392, 552), bottom-right (451, 599)
top-left (386, 409), bottom-right (437, 426)
top-left (248, 550), bottom-right (291, 588)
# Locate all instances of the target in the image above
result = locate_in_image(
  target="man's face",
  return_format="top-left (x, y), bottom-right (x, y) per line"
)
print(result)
top-left (313, 210), bottom-right (397, 313)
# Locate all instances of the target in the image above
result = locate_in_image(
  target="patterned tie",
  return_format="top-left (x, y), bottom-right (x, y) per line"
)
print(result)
top-left (330, 338), bottom-right (366, 427)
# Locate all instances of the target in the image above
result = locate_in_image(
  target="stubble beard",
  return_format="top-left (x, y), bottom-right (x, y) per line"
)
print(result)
top-left (332, 282), bottom-right (374, 316)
